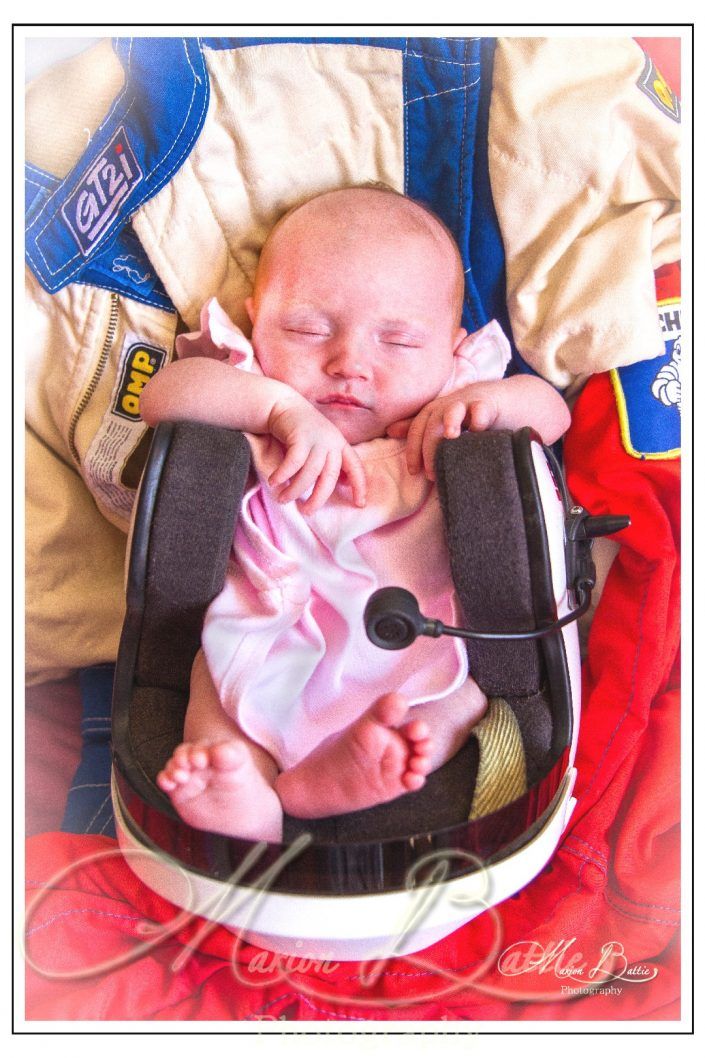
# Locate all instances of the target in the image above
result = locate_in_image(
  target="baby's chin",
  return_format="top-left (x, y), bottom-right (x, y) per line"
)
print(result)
top-left (316, 404), bottom-right (384, 446)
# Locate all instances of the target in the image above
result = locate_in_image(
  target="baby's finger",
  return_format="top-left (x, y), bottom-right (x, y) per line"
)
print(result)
top-left (404, 407), bottom-right (433, 475)
top-left (467, 399), bottom-right (497, 432)
top-left (269, 442), bottom-right (311, 487)
top-left (298, 451), bottom-right (342, 513)
top-left (276, 449), bottom-right (327, 503)
top-left (421, 414), bottom-right (447, 480)
top-left (340, 447), bottom-right (367, 507)
top-left (442, 401), bottom-right (467, 439)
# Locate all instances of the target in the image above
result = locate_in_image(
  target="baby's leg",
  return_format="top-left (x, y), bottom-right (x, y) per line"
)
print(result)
top-left (274, 680), bottom-right (488, 820)
top-left (157, 650), bottom-right (283, 842)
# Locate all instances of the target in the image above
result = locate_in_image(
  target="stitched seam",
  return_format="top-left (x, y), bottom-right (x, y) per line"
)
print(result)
top-left (606, 891), bottom-right (680, 913)
top-left (26, 907), bottom-right (146, 937)
top-left (28, 38), bottom-right (209, 287)
top-left (75, 278), bottom-right (173, 309)
top-left (26, 160), bottom-right (58, 179)
top-left (98, 812), bottom-right (114, 835)
top-left (27, 38), bottom-right (137, 277)
top-left (28, 92), bottom-right (141, 278)
top-left (604, 892), bottom-right (680, 926)
top-left (562, 846), bottom-right (607, 874)
top-left (405, 78), bottom-right (479, 107)
top-left (68, 782), bottom-right (110, 792)
top-left (406, 51), bottom-right (480, 67)
top-left (85, 793), bottom-right (111, 833)
top-left (27, 39), bottom-right (135, 234)
top-left (25, 175), bottom-right (52, 191)
top-left (566, 835), bottom-right (608, 864)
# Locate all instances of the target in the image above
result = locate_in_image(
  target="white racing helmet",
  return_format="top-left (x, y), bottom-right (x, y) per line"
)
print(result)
top-left (112, 422), bottom-right (627, 960)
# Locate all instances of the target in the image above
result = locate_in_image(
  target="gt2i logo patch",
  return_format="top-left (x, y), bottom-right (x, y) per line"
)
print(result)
top-left (637, 54), bottom-right (680, 122)
top-left (61, 127), bottom-right (143, 255)
top-left (113, 343), bottom-right (166, 421)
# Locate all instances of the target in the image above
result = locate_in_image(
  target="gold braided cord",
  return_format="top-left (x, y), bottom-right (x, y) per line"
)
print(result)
top-left (468, 696), bottom-right (527, 820)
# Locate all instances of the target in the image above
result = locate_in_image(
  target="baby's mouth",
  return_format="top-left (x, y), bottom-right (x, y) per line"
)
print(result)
top-left (317, 394), bottom-right (369, 409)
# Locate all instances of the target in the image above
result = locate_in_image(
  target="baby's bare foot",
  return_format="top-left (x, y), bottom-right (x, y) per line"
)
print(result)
top-left (274, 693), bottom-right (433, 819)
top-left (157, 741), bottom-right (283, 842)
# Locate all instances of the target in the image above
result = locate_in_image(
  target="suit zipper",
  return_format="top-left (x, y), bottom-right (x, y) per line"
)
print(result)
top-left (67, 292), bottom-right (119, 465)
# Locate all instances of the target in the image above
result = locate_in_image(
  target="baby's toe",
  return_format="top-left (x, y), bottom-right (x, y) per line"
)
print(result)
top-left (400, 718), bottom-right (430, 742)
top-left (402, 770), bottom-right (427, 792)
top-left (188, 746), bottom-right (210, 769)
top-left (370, 692), bottom-right (410, 728)
top-left (407, 750), bottom-right (433, 775)
top-left (156, 770), bottom-right (177, 792)
top-left (173, 744), bottom-right (193, 770)
top-left (210, 741), bottom-right (244, 771)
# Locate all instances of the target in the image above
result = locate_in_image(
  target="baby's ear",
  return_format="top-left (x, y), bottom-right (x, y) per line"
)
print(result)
top-left (245, 296), bottom-right (256, 324)
top-left (452, 327), bottom-right (468, 352)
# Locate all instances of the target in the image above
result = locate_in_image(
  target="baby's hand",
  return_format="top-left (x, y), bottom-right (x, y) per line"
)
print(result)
top-left (387, 388), bottom-right (499, 480)
top-left (267, 397), bottom-right (367, 512)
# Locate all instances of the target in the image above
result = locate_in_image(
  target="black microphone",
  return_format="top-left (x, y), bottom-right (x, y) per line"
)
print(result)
top-left (364, 586), bottom-right (592, 651)
top-left (364, 587), bottom-right (444, 649)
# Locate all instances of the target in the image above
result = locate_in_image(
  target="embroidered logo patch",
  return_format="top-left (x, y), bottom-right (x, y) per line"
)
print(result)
top-left (637, 54), bottom-right (680, 122)
top-left (113, 342), bottom-right (166, 421)
top-left (611, 297), bottom-right (681, 460)
top-left (61, 127), bottom-right (143, 255)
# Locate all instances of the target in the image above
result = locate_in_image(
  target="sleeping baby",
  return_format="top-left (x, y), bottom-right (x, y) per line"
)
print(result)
top-left (140, 186), bottom-right (570, 842)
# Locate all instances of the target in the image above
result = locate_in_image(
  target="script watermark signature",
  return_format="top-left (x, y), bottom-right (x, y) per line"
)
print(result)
top-left (497, 937), bottom-right (658, 992)
top-left (22, 840), bottom-right (659, 1012)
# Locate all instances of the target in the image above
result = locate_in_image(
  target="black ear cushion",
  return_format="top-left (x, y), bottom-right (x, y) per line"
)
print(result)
top-left (135, 422), bottom-right (251, 693)
top-left (435, 430), bottom-right (543, 697)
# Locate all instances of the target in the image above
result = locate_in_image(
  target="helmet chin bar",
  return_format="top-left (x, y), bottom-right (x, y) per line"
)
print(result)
top-left (364, 507), bottom-right (629, 651)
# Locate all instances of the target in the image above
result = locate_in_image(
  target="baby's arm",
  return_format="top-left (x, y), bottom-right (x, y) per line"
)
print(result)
top-left (388, 374), bottom-right (571, 480)
top-left (141, 358), bottom-right (366, 510)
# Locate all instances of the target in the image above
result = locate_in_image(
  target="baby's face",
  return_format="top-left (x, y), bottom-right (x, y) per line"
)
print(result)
top-left (246, 198), bottom-right (466, 445)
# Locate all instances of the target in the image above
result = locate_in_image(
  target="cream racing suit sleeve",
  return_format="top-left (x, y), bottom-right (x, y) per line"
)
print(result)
top-left (489, 37), bottom-right (680, 388)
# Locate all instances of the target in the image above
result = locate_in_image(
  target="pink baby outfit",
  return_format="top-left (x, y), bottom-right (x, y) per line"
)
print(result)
top-left (179, 299), bottom-right (511, 771)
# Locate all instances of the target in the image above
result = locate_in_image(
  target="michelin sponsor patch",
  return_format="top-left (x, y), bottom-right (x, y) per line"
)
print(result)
top-left (83, 335), bottom-right (167, 521)
top-left (611, 298), bottom-right (681, 460)
top-left (637, 53), bottom-right (680, 122)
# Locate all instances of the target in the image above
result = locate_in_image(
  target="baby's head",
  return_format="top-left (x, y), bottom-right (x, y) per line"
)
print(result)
top-left (245, 187), bottom-right (467, 444)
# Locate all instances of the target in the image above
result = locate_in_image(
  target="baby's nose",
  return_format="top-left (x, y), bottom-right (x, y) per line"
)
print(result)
top-left (326, 338), bottom-right (371, 378)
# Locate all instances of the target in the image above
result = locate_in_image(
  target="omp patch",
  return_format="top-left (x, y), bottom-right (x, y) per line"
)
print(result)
top-left (113, 342), bottom-right (167, 421)
top-left (61, 126), bottom-right (143, 255)
top-left (611, 297), bottom-right (681, 460)
top-left (84, 334), bottom-right (168, 523)
top-left (637, 53), bottom-right (680, 122)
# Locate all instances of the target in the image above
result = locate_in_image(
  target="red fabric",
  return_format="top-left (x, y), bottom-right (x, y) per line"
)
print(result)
top-left (634, 37), bottom-right (681, 96)
top-left (24, 360), bottom-right (681, 1022)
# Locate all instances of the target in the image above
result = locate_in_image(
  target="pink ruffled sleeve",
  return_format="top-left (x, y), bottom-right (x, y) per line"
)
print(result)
top-left (175, 298), bottom-right (257, 371)
top-left (440, 319), bottom-right (512, 394)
